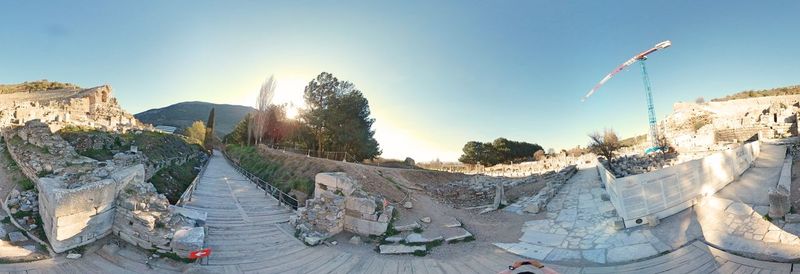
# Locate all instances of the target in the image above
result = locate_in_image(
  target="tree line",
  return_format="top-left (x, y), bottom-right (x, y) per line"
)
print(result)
top-left (225, 72), bottom-right (381, 162)
top-left (458, 137), bottom-right (544, 166)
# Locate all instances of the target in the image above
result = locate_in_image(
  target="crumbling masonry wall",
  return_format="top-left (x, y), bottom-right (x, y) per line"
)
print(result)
top-left (292, 172), bottom-right (393, 245)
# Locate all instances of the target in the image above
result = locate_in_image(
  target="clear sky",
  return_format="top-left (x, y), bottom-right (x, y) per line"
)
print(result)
top-left (2, 1), bottom-right (798, 162)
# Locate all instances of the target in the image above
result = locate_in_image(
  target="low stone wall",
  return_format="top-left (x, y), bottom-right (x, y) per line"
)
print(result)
top-left (599, 141), bottom-right (761, 228)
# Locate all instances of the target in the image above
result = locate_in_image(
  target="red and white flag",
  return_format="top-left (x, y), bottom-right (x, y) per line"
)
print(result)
top-left (189, 248), bottom-right (212, 259)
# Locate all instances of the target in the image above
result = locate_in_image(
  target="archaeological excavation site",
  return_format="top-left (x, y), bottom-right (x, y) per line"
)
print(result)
top-left (2, 2), bottom-right (800, 273)
top-left (0, 79), bottom-right (799, 274)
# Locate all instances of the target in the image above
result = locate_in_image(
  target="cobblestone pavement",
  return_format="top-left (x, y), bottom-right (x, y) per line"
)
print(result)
top-left (497, 144), bottom-right (800, 265)
top-left (0, 150), bottom-right (796, 273)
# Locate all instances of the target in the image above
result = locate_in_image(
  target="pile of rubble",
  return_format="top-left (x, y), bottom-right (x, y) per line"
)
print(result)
top-left (113, 177), bottom-right (207, 256)
top-left (291, 173), bottom-right (394, 246)
top-left (605, 153), bottom-right (679, 177)
top-left (8, 189), bottom-right (38, 215)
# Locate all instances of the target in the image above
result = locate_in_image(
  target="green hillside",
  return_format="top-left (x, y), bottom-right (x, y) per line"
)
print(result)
top-left (135, 101), bottom-right (254, 136)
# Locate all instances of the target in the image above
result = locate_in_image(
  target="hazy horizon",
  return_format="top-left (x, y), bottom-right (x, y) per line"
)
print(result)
top-left (3, 1), bottom-right (799, 162)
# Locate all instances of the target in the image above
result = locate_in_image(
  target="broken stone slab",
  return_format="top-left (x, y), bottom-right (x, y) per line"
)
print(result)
top-left (405, 233), bottom-right (443, 244)
top-left (786, 213), bottom-right (800, 223)
top-left (442, 217), bottom-right (462, 228)
top-left (444, 227), bottom-right (473, 242)
top-left (169, 205), bottom-right (208, 226)
top-left (349, 235), bottom-right (362, 245)
top-left (171, 227), bottom-right (205, 252)
top-left (304, 235), bottom-right (324, 246)
top-left (394, 222), bottom-right (421, 232)
top-left (523, 204), bottom-right (541, 214)
top-left (403, 201), bottom-right (413, 209)
top-left (8, 231), bottom-right (28, 243)
top-left (384, 235), bottom-right (404, 243)
top-left (66, 253), bottom-right (82, 259)
top-left (419, 217), bottom-right (431, 223)
top-left (379, 244), bottom-right (426, 254)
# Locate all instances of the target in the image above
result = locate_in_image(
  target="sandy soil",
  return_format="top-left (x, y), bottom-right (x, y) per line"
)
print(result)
top-left (259, 146), bottom-right (550, 259)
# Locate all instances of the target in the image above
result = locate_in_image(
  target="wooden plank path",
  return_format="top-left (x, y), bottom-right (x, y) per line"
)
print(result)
top-left (0, 150), bottom-right (793, 273)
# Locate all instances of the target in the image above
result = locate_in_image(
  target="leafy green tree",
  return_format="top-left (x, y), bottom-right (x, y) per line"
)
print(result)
top-left (460, 137), bottom-right (543, 165)
top-left (184, 120), bottom-right (206, 145)
top-left (300, 72), bottom-right (380, 161)
top-left (224, 113), bottom-right (250, 145)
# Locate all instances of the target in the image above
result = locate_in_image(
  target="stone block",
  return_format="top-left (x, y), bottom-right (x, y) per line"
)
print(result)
top-left (345, 196), bottom-right (376, 215)
top-left (314, 173), bottom-right (356, 198)
top-left (379, 244), bottom-right (425, 254)
top-left (171, 227), bottom-right (204, 253)
top-left (768, 186), bottom-right (790, 218)
top-left (169, 205), bottom-right (207, 226)
top-left (786, 213), bottom-right (800, 223)
top-left (405, 233), bottom-right (443, 244)
top-left (343, 216), bottom-right (387, 236)
top-left (8, 232), bottom-right (28, 243)
top-left (645, 215), bottom-right (660, 227)
top-left (394, 221), bottom-right (420, 232)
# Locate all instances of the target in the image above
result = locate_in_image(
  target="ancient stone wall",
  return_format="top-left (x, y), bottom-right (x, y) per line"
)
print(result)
top-left (292, 172), bottom-right (393, 245)
top-left (38, 165), bottom-right (143, 252)
top-left (0, 85), bottom-right (148, 133)
top-left (667, 96), bottom-right (800, 151)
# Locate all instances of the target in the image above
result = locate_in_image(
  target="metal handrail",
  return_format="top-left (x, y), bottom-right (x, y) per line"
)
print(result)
top-left (176, 154), bottom-right (210, 206)
top-left (220, 149), bottom-right (299, 210)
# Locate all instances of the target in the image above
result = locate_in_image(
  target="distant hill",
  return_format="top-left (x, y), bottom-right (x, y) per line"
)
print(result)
top-left (0, 80), bottom-right (80, 94)
top-left (712, 85), bottom-right (800, 102)
top-left (135, 102), bottom-right (254, 136)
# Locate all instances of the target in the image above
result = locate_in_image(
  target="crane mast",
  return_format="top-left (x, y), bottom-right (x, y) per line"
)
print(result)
top-left (582, 40), bottom-right (671, 154)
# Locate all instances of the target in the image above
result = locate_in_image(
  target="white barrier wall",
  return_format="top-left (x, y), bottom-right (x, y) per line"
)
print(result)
top-left (598, 141), bottom-right (761, 228)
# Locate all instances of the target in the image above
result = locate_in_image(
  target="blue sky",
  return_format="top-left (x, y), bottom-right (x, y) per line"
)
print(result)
top-left (2, 1), bottom-right (798, 161)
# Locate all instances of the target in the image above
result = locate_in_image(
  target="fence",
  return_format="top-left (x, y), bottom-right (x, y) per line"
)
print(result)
top-left (175, 155), bottom-right (211, 206)
top-left (599, 141), bottom-right (761, 228)
top-left (260, 144), bottom-right (352, 162)
top-left (221, 149), bottom-right (299, 210)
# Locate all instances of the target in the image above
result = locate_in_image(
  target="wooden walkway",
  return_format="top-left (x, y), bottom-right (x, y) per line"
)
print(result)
top-left (0, 150), bottom-right (794, 273)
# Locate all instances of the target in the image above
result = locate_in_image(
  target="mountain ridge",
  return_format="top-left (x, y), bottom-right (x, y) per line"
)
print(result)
top-left (135, 101), bottom-right (254, 136)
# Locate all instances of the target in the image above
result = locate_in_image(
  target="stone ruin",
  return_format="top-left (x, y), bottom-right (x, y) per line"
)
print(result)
top-left (2, 120), bottom-right (206, 256)
top-left (0, 85), bottom-right (148, 134)
top-left (665, 95), bottom-right (800, 152)
top-left (427, 164), bottom-right (579, 209)
top-left (291, 172), bottom-right (394, 245)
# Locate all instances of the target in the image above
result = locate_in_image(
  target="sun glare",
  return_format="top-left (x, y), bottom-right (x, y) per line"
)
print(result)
top-left (272, 76), bottom-right (308, 119)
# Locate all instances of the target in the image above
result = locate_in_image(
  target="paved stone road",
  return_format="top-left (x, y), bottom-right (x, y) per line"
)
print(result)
top-left (498, 143), bottom-right (800, 265)
top-left (0, 150), bottom-right (796, 273)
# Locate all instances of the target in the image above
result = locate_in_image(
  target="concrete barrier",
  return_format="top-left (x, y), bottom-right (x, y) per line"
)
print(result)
top-left (599, 141), bottom-right (761, 228)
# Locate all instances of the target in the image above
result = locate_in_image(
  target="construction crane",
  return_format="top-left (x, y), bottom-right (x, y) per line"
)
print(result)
top-left (582, 40), bottom-right (672, 154)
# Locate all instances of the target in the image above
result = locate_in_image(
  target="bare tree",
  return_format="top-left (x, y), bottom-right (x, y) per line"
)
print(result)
top-left (695, 97), bottom-right (705, 104)
top-left (588, 128), bottom-right (621, 165)
top-left (252, 75), bottom-right (276, 145)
